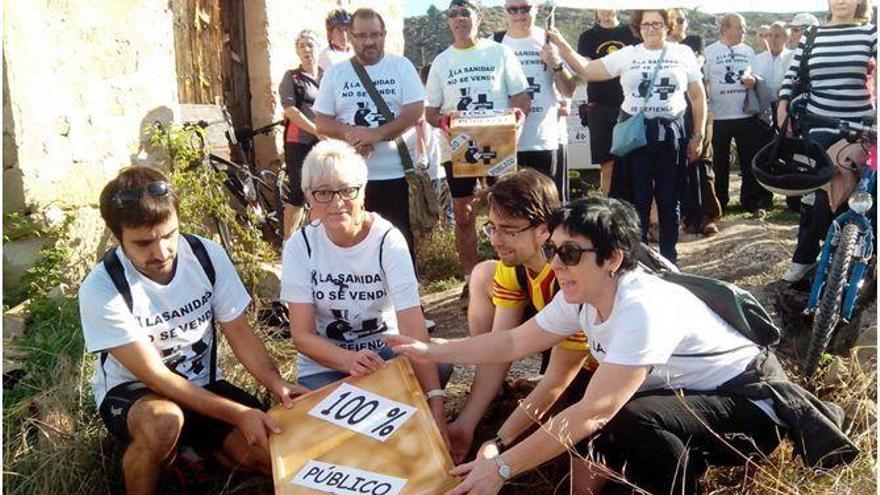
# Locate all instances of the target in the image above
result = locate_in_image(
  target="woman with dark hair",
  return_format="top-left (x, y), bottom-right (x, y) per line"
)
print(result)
top-left (777, 0), bottom-right (877, 283)
top-left (387, 196), bottom-right (838, 495)
top-left (548, 10), bottom-right (707, 263)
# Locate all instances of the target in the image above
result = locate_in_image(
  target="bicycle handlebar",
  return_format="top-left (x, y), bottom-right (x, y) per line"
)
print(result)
top-left (795, 110), bottom-right (877, 139)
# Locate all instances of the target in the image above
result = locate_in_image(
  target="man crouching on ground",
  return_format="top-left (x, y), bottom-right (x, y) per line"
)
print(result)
top-left (78, 166), bottom-right (306, 494)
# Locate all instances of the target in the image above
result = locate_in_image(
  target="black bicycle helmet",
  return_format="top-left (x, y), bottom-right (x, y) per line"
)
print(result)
top-left (751, 130), bottom-right (835, 197)
top-left (326, 9), bottom-right (352, 30)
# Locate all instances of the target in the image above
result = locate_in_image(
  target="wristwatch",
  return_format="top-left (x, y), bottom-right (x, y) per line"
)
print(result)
top-left (494, 454), bottom-right (512, 481)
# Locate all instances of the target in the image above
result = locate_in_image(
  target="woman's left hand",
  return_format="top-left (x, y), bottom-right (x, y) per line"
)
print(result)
top-left (687, 136), bottom-right (703, 163)
top-left (444, 458), bottom-right (504, 495)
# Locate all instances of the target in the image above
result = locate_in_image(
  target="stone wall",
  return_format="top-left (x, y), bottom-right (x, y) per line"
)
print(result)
top-left (246, 0), bottom-right (405, 168)
top-left (2, 1), bottom-right (181, 291)
top-left (2, 1), bottom-right (406, 294)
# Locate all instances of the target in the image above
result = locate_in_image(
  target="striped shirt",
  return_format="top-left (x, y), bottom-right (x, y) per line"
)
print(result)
top-left (779, 23), bottom-right (877, 120)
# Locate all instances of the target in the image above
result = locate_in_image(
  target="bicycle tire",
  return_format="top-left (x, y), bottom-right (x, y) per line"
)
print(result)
top-left (803, 222), bottom-right (859, 377)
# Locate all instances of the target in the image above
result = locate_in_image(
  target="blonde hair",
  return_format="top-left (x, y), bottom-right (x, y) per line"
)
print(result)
top-left (301, 139), bottom-right (369, 194)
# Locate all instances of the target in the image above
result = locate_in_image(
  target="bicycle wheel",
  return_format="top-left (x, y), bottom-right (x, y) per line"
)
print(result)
top-left (803, 222), bottom-right (859, 377)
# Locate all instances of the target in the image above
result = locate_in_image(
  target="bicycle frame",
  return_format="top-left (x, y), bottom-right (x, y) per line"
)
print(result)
top-left (806, 164), bottom-right (876, 322)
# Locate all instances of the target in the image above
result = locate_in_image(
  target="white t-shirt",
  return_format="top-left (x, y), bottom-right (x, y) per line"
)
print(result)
top-left (752, 48), bottom-right (793, 101)
top-left (419, 123), bottom-right (446, 180)
top-left (79, 236), bottom-right (251, 407)
top-left (313, 54), bottom-right (425, 181)
top-left (280, 214), bottom-right (421, 378)
top-left (535, 270), bottom-right (760, 392)
top-left (704, 41), bottom-right (756, 120)
top-left (426, 39), bottom-right (529, 114)
top-left (501, 28), bottom-right (560, 151)
top-left (601, 42), bottom-right (701, 120)
top-left (318, 46), bottom-right (352, 74)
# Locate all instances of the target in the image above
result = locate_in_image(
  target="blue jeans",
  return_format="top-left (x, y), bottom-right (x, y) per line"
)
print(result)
top-left (616, 118), bottom-right (686, 264)
top-left (298, 344), bottom-right (454, 390)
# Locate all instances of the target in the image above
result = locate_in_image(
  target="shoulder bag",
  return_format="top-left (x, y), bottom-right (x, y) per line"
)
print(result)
top-left (350, 59), bottom-right (440, 235)
top-left (610, 45), bottom-right (667, 158)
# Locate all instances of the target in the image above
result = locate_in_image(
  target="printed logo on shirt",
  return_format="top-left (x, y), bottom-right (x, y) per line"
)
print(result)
top-left (457, 88), bottom-right (494, 111)
top-left (722, 66), bottom-right (745, 85)
top-left (159, 332), bottom-right (213, 377)
top-left (135, 290), bottom-right (214, 344)
top-left (325, 308), bottom-right (388, 349)
top-left (591, 340), bottom-right (606, 355)
top-left (526, 76), bottom-right (542, 100)
top-left (353, 102), bottom-right (391, 127)
top-left (596, 40), bottom-right (626, 57)
top-left (635, 72), bottom-right (678, 100)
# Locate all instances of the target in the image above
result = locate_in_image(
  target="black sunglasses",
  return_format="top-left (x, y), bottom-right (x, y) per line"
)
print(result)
top-left (446, 8), bottom-right (473, 18)
top-left (112, 181), bottom-right (172, 207)
top-left (506, 5), bottom-right (532, 14)
top-left (542, 243), bottom-right (597, 266)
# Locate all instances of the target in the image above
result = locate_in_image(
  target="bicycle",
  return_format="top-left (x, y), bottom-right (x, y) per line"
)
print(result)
top-left (796, 112), bottom-right (877, 377)
top-left (184, 110), bottom-right (286, 248)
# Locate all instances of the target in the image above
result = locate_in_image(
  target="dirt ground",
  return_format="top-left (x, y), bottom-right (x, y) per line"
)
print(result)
top-left (419, 177), bottom-right (877, 493)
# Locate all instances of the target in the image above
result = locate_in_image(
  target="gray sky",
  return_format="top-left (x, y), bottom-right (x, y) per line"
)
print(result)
top-left (403, 0), bottom-right (830, 17)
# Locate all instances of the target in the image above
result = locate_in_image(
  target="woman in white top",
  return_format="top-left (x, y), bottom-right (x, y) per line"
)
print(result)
top-left (548, 10), bottom-right (707, 265)
top-left (388, 196), bottom-right (784, 495)
top-left (280, 139), bottom-right (450, 440)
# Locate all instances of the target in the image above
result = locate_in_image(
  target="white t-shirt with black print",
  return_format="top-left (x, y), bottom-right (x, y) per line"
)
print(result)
top-left (313, 53), bottom-right (425, 181)
top-left (426, 39), bottom-right (529, 160)
top-left (703, 41), bottom-right (756, 120)
top-left (601, 42), bottom-right (701, 120)
top-left (535, 270), bottom-right (760, 392)
top-left (500, 27), bottom-right (560, 151)
top-left (79, 235), bottom-right (252, 408)
top-left (280, 214), bottom-right (421, 378)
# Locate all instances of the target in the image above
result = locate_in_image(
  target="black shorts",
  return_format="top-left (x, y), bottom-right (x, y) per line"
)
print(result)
top-left (284, 141), bottom-right (314, 207)
top-left (516, 149), bottom-right (557, 179)
top-left (99, 380), bottom-right (264, 450)
top-left (585, 103), bottom-right (619, 164)
top-left (442, 161), bottom-right (497, 199)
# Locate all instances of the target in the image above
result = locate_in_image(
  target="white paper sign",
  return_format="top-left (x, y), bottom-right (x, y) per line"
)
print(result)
top-left (308, 383), bottom-right (417, 442)
top-left (292, 460), bottom-right (408, 495)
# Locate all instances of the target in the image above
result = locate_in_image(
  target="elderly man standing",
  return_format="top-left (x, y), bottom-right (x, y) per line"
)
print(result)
top-left (425, 0), bottom-right (531, 296)
top-left (313, 7), bottom-right (424, 257)
top-left (753, 21), bottom-right (792, 123)
top-left (704, 13), bottom-right (772, 216)
top-left (494, 0), bottom-right (577, 188)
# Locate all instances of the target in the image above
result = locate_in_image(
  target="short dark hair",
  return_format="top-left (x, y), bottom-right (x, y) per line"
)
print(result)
top-left (351, 7), bottom-right (386, 32)
top-left (547, 195), bottom-right (641, 271)
top-left (487, 169), bottom-right (560, 226)
top-left (630, 9), bottom-right (675, 35)
top-left (99, 166), bottom-right (179, 241)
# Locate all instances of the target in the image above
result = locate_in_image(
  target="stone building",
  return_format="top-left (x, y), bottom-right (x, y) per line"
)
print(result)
top-left (2, 0), bottom-right (405, 293)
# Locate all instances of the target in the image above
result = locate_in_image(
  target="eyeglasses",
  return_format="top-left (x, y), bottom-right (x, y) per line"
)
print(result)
top-left (640, 21), bottom-right (665, 30)
top-left (675, 17), bottom-right (687, 25)
top-left (541, 243), bottom-right (597, 266)
top-left (505, 5), bottom-right (532, 14)
top-left (446, 8), bottom-right (473, 18)
top-left (482, 222), bottom-right (534, 239)
top-left (310, 185), bottom-right (362, 204)
top-left (350, 31), bottom-right (386, 41)
top-left (112, 181), bottom-right (172, 207)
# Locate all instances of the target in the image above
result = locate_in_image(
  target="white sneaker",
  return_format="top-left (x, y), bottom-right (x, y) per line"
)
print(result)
top-left (782, 262), bottom-right (813, 283)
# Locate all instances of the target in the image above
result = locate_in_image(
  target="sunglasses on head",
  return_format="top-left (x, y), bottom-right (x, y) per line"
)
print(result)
top-left (675, 17), bottom-right (687, 25)
top-left (542, 243), bottom-right (597, 266)
top-left (506, 5), bottom-right (532, 14)
top-left (112, 181), bottom-right (171, 207)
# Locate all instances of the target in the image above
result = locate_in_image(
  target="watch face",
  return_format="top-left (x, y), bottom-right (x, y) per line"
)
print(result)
top-left (499, 464), bottom-right (511, 479)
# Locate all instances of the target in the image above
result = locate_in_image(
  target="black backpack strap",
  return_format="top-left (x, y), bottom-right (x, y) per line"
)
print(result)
top-left (183, 234), bottom-right (216, 285)
top-left (493, 30), bottom-right (507, 43)
top-left (301, 227), bottom-right (312, 257)
top-left (378, 228), bottom-right (393, 274)
top-left (100, 247), bottom-right (131, 369)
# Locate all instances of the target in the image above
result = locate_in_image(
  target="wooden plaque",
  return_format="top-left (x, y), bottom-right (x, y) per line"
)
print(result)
top-left (450, 109), bottom-right (518, 178)
top-left (269, 357), bottom-right (459, 495)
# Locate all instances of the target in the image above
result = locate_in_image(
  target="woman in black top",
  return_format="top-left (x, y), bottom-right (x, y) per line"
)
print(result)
top-left (279, 29), bottom-right (321, 239)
